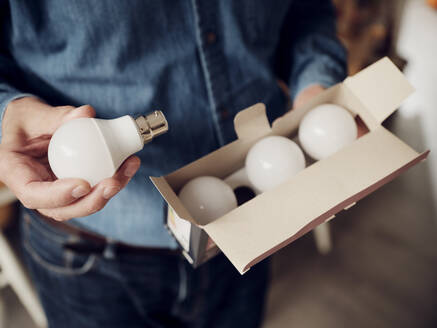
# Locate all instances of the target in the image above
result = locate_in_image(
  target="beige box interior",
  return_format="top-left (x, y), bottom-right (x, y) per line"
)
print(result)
top-left (151, 57), bottom-right (429, 274)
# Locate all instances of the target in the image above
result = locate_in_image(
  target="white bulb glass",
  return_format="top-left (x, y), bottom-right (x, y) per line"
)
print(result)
top-left (48, 116), bottom-right (144, 186)
top-left (178, 176), bottom-right (237, 225)
top-left (298, 104), bottom-right (357, 160)
top-left (245, 136), bottom-right (306, 192)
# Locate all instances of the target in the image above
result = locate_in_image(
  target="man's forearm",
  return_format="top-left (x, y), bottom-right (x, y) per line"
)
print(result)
top-left (286, 0), bottom-right (347, 100)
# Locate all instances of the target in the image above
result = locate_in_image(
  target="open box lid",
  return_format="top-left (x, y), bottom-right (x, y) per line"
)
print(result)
top-left (150, 57), bottom-right (429, 274)
top-left (343, 57), bottom-right (415, 129)
top-left (203, 128), bottom-right (428, 273)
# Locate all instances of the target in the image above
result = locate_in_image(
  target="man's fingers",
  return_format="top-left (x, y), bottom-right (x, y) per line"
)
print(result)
top-left (26, 104), bottom-right (95, 136)
top-left (97, 156), bottom-right (140, 200)
top-left (41, 104), bottom-right (96, 135)
top-left (0, 152), bottom-right (91, 209)
top-left (49, 104), bottom-right (96, 133)
top-left (61, 105), bottom-right (96, 124)
top-left (38, 156), bottom-right (141, 221)
top-left (38, 175), bottom-right (125, 221)
top-left (20, 178), bottom-right (92, 209)
top-left (2, 98), bottom-right (95, 140)
top-left (38, 183), bottom-right (110, 221)
top-left (292, 84), bottom-right (325, 109)
top-left (113, 156), bottom-right (141, 186)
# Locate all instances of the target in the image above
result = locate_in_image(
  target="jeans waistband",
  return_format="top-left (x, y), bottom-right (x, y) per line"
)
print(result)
top-left (23, 208), bottom-right (181, 259)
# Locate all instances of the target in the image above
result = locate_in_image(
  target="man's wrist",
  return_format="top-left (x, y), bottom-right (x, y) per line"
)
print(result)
top-left (293, 84), bottom-right (325, 109)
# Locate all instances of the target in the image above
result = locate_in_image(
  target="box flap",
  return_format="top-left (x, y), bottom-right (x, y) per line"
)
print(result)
top-left (204, 126), bottom-right (428, 274)
top-left (344, 57), bottom-right (415, 126)
top-left (233, 103), bottom-right (271, 140)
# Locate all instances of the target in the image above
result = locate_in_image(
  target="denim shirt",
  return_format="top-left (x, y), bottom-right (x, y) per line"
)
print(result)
top-left (0, 0), bottom-right (346, 247)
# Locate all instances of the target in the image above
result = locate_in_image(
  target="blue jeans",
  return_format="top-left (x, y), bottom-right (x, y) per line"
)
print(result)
top-left (20, 209), bottom-right (270, 328)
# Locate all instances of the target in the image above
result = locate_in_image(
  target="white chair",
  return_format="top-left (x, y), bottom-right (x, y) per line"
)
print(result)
top-left (0, 187), bottom-right (47, 328)
top-left (313, 221), bottom-right (332, 254)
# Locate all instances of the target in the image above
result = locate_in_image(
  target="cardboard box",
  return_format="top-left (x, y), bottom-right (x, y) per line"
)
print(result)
top-left (152, 57), bottom-right (429, 274)
top-left (164, 168), bottom-right (257, 267)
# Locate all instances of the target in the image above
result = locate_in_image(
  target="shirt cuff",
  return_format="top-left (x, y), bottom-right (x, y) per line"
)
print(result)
top-left (291, 65), bottom-right (346, 101)
top-left (0, 92), bottom-right (37, 140)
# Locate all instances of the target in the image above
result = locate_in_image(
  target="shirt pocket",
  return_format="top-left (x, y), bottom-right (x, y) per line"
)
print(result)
top-left (21, 212), bottom-right (97, 276)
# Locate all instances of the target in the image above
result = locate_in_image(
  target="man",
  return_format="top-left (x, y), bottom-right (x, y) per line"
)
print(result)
top-left (0, 1), bottom-right (346, 327)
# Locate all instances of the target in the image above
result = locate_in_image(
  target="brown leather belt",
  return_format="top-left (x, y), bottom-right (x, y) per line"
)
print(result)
top-left (37, 212), bottom-right (181, 257)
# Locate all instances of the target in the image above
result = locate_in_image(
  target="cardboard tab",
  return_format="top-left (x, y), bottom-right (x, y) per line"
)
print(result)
top-left (344, 57), bottom-right (414, 125)
top-left (233, 103), bottom-right (271, 140)
top-left (344, 202), bottom-right (356, 210)
top-left (326, 215), bottom-right (336, 222)
top-left (204, 126), bottom-right (425, 274)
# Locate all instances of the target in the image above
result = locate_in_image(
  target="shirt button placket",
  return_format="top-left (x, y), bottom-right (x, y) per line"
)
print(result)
top-left (206, 32), bottom-right (217, 44)
top-left (191, 0), bottom-right (231, 146)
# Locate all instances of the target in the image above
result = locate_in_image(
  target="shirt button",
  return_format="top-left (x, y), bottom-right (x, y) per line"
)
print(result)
top-left (220, 108), bottom-right (229, 120)
top-left (206, 32), bottom-right (217, 44)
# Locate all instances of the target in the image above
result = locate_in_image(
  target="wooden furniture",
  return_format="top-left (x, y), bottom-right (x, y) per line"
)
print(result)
top-left (333, 0), bottom-right (407, 74)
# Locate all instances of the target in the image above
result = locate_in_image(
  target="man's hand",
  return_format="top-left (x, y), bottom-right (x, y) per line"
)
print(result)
top-left (293, 84), bottom-right (325, 110)
top-left (293, 84), bottom-right (368, 137)
top-left (0, 97), bottom-right (140, 221)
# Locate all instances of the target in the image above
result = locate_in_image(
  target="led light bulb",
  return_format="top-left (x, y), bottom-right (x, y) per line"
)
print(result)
top-left (298, 104), bottom-right (357, 160)
top-left (48, 111), bottom-right (168, 186)
top-left (178, 176), bottom-right (238, 225)
top-left (245, 136), bottom-right (306, 192)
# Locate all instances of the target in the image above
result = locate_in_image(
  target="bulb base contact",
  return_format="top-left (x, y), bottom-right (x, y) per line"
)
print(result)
top-left (135, 111), bottom-right (169, 144)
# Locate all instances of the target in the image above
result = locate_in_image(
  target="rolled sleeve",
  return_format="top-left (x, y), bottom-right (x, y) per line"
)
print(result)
top-left (285, 0), bottom-right (348, 100)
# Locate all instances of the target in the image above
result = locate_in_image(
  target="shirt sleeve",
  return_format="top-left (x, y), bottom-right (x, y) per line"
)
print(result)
top-left (278, 0), bottom-right (348, 100)
top-left (0, 1), bottom-right (36, 140)
top-left (0, 91), bottom-right (36, 140)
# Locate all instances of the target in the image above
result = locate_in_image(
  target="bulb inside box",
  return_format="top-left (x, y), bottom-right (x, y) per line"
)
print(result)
top-left (178, 176), bottom-right (238, 225)
top-left (179, 102), bottom-right (361, 224)
top-left (245, 136), bottom-right (306, 192)
top-left (298, 104), bottom-right (358, 160)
